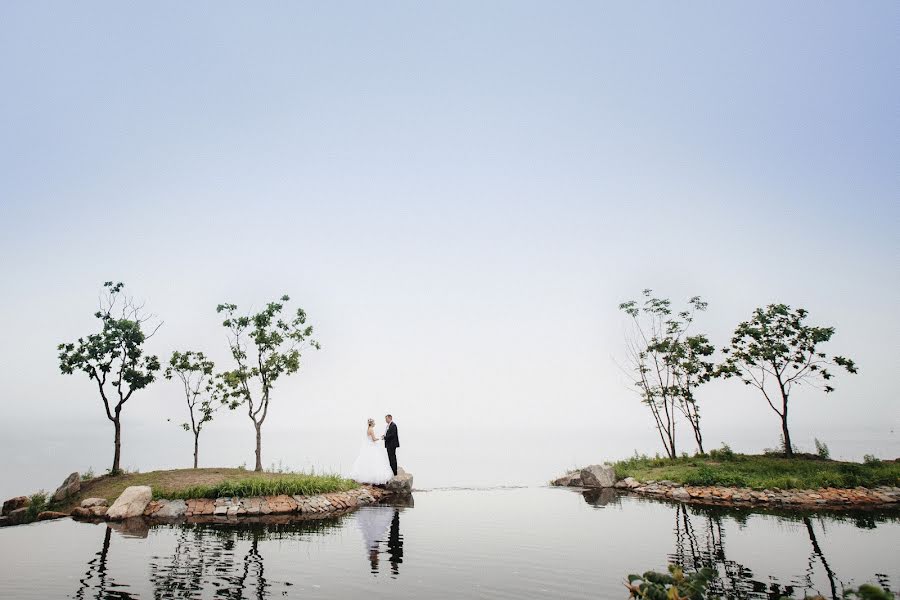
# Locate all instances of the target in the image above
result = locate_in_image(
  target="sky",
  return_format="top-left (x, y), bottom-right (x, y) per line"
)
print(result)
top-left (0, 2), bottom-right (898, 498)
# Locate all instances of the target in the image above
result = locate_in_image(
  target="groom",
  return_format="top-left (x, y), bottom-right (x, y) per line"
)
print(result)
top-left (383, 414), bottom-right (400, 476)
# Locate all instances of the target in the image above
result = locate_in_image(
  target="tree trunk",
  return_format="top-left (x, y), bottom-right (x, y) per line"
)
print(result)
top-left (193, 433), bottom-right (199, 469)
top-left (254, 422), bottom-right (263, 472)
top-left (112, 417), bottom-right (122, 475)
top-left (781, 392), bottom-right (793, 457)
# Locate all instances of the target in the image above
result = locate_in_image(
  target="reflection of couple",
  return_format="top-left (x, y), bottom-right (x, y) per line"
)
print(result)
top-left (356, 507), bottom-right (404, 576)
top-left (350, 414), bottom-right (400, 485)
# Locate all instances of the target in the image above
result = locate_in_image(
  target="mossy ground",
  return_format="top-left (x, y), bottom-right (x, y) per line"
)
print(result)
top-left (53, 468), bottom-right (357, 512)
top-left (612, 453), bottom-right (900, 490)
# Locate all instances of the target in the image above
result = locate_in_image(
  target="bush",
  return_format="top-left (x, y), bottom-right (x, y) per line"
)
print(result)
top-left (709, 443), bottom-right (736, 462)
top-left (814, 438), bottom-right (830, 460)
top-left (25, 491), bottom-right (48, 521)
top-left (863, 454), bottom-right (881, 465)
top-left (626, 565), bottom-right (715, 599)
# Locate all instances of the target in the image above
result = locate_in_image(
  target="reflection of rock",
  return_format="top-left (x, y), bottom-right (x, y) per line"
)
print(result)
top-left (109, 517), bottom-right (150, 538)
top-left (580, 464), bottom-right (616, 488)
top-left (582, 488), bottom-right (619, 507)
top-left (107, 486), bottom-right (152, 520)
top-left (386, 468), bottom-right (413, 494)
top-left (390, 494), bottom-right (415, 509)
top-left (2, 496), bottom-right (29, 515)
top-left (53, 472), bottom-right (81, 502)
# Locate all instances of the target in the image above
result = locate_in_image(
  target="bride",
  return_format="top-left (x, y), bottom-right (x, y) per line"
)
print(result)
top-left (350, 418), bottom-right (395, 485)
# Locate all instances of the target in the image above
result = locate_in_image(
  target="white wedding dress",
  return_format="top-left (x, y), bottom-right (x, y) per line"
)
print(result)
top-left (350, 431), bottom-right (394, 485)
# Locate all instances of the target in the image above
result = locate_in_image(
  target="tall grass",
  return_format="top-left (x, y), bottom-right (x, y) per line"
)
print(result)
top-left (154, 473), bottom-right (358, 500)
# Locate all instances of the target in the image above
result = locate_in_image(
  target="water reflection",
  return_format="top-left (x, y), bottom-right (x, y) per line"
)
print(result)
top-left (659, 500), bottom-right (899, 600)
top-left (73, 526), bottom-right (137, 600)
top-left (357, 507), bottom-right (405, 577)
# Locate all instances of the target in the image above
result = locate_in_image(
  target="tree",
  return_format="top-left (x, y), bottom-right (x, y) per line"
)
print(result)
top-left (217, 296), bottom-right (320, 471)
top-left (165, 350), bottom-right (233, 469)
top-left (58, 282), bottom-right (161, 474)
top-left (619, 290), bottom-right (714, 457)
top-left (721, 304), bottom-right (857, 457)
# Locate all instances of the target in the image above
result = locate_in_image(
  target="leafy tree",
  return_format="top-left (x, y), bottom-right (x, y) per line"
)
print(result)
top-left (165, 350), bottom-right (233, 469)
top-left (58, 282), bottom-right (161, 474)
top-left (721, 304), bottom-right (857, 457)
top-left (619, 291), bottom-right (714, 457)
top-left (217, 296), bottom-right (320, 471)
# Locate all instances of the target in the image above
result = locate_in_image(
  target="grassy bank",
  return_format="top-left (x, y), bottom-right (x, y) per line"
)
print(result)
top-left (612, 452), bottom-right (900, 490)
top-left (55, 468), bottom-right (358, 512)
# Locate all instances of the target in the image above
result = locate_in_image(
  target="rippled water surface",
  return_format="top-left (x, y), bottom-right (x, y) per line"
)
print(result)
top-left (0, 488), bottom-right (897, 599)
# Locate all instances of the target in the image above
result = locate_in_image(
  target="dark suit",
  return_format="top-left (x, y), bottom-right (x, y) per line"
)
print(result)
top-left (384, 421), bottom-right (399, 475)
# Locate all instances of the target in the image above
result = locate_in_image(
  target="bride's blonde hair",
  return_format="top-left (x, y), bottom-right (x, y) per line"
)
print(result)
top-left (367, 418), bottom-right (375, 427)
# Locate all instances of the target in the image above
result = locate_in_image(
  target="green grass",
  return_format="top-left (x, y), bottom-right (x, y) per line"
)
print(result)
top-left (156, 473), bottom-right (358, 500)
top-left (612, 452), bottom-right (900, 490)
top-left (54, 468), bottom-right (358, 511)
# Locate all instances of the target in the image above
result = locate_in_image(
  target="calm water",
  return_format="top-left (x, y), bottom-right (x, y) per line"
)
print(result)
top-left (1, 488), bottom-right (897, 599)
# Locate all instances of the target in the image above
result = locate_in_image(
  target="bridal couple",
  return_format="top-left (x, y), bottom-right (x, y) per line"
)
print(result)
top-left (350, 414), bottom-right (400, 485)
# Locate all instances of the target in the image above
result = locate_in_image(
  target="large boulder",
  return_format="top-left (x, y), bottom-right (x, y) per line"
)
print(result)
top-left (551, 471), bottom-right (583, 487)
top-left (6, 507), bottom-right (29, 525)
top-left (2, 496), bottom-right (29, 516)
top-left (580, 464), bottom-right (616, 488)
top-left (52, 472), bottom-right (81, 502)
top-left (106, 486), bottom-right (152, 520)
top-left (386, 468), bottom-right (413, 494)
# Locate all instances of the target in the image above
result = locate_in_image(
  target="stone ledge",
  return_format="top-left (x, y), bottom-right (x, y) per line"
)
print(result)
top-left (629, 482), bottom-right (900, 508)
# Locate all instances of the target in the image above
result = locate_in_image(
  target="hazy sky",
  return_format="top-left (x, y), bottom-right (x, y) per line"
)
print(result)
top-left (1, 2), bottom-right (897, 497)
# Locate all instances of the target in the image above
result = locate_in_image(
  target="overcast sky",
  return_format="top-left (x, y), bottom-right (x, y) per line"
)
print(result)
top-left (1, 2), bottom-right (897, 497)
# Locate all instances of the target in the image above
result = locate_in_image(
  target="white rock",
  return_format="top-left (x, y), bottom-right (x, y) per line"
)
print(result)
top-left (106, 486), bottom-right (152, 520)
top-left (80, 497), bottom-right (109, 509)
top-left (580, 465), bottom-right (616, 488)
top-left (154, 499), bottom-right (186, 519)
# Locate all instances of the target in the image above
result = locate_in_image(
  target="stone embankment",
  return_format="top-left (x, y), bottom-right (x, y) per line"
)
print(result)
top-left (1, 468), bottom-right (414, 528)
top-left (551, 467), bottom-right (900, 509)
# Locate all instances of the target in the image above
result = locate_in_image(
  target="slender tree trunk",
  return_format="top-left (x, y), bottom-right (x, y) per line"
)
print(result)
top-left (112, 417), bottom-right (122, 474)
top-left (193, 433), bottom-right (199, 469)
top-left (781, 391), bottom-right (793, 457)
top-left (254, 422), bottom-right (263, 472)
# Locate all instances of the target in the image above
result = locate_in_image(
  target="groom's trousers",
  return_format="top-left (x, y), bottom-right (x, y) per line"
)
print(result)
top-left (387, 447), bottom-right (398, 476)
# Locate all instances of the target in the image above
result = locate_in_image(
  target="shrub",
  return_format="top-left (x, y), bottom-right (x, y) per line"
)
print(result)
top-left (25, 491), bottom-right (48, 521)
top-left (626, 565), bottom-right (716, 599)
top-left (709, 443), bottom-right (736, 461)
top-left (814, 438), bottom-right (830, 460)
top-left (863, 454), bottom-right (881, 465)
top-left (81, 468), bottom-right (95, 481)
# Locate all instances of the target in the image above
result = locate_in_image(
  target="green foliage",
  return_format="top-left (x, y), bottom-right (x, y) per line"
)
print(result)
top-left (626, 564), bottom-right (717, 599)
top-left (708, 443), bottom-right (736, 461)
top-left (81, 468), bottom-right (95, 481)
top-left (25, 491), bottom-right (48, 521)
top-left (619, 290), bottom-right (718, 457)
top-left (57, 281), bottom-right (161, 473)
top-left (814, 438), bottom-right (830, 460)
top-left (612, 453), bottom-right (899, 490)
top-left (863, 454), bottom-right (881, 465)
top-left (625, 565), bottom-right (896, 599)
top-left (155, 473), bottom-right (356, 500)
top-left (217, 296), bottom-right (320, 471)
top-left (721, 304), bottom-right (857, 457)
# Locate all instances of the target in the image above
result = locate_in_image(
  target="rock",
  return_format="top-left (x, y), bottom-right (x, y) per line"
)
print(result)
top-left (37, 511), bottom-right (68, 521)
top-left (386, 468), bottom-right (414, 494)
top-left (580, 465), bottom-right (616, 488)
top-left (80, 498), bottom-right (109, 509)
top-left (672, 488), bottom-right (691, 501)
top-left (71, 507), bottom-right (94, 519)
top-left (91, 506), bottom-right (108, 517)
top-left (624, 477), bottom-right (640, 489)
top-left (0, 516), bottom-right (9, 527)
top-left (551, 471), bottom-right (583, 487)
top-left (2, 496), bottom-right (30, 516)
top-left (152, 499), bottom-right (187, 519)
top-left (7, 507), bottom-right (29, 525)
top-left (106, 486), bottom-right (152, 520)
top-left (52, 472), bottom-right (81, 502)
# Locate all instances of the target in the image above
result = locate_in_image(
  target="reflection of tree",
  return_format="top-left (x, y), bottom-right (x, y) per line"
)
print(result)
top-left (148, 517), bottom-right (349, 598)
top-left (73, 525), bottom-right (138, 599)
top-left (803, 517), bottom-right (838, 600)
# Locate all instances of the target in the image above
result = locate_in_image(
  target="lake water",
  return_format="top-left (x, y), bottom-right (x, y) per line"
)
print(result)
top-left (1, 488), bottom-right (897, 599)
